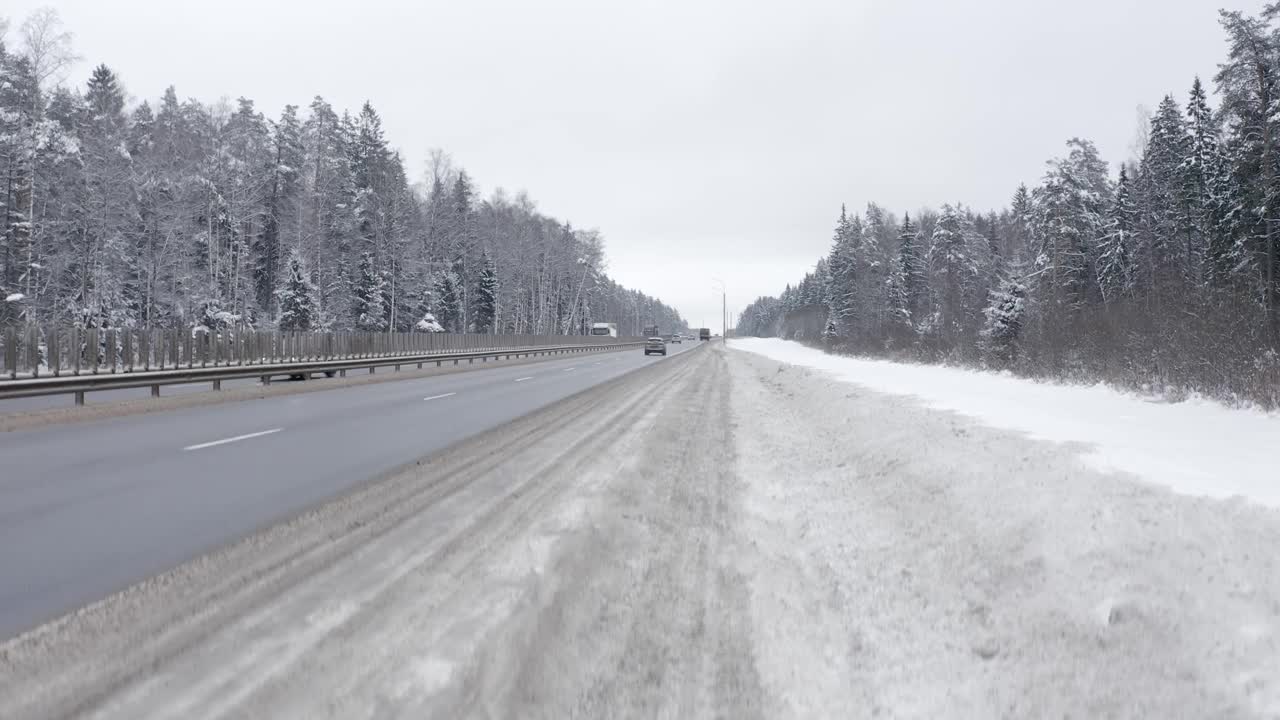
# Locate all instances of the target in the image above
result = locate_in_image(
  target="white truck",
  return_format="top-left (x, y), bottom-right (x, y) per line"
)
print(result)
top-left (590, 322), bottom-right (618, 338)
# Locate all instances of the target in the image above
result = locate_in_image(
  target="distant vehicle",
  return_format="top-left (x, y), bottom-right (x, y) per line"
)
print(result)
top-left (644, 337), bottom-right (667, 356)
top-left (643, 324), bottom-right (660, 338)
top-left (669, 334), bottom-right (682, 344)
top-left (699, 328), bottom-right (711, 341)
top-left (590, 322), bottom-right (618, 338)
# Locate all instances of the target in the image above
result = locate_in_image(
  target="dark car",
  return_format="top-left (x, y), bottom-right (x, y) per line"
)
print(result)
top-left (644, 336), bottom-right (667, 356)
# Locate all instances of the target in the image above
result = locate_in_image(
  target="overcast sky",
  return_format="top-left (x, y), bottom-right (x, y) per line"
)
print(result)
top-left (2, 0), bottom-right (1265, 330)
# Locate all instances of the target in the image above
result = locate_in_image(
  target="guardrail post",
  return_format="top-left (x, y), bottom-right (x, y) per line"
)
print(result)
top-left (74, 390), bottom-right (84, 406)
top-left (151, 384), bottom-right (160, 398)
top-left (212, 379), bottom-right (221, 391)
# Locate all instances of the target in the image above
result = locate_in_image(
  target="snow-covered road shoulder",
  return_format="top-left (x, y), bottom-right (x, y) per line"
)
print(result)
top-left (730, 337), bottom-right (1280, 508)
top-left (728, 346), bottom-right (1280, 717)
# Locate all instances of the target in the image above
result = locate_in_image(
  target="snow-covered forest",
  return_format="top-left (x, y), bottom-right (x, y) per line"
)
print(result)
top-left (738, 8), bottom-right (1280, 408)
top-left (0, 11), bottom-right (685, 337)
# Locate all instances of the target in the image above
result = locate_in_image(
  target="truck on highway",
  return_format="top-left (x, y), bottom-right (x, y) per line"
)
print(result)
top-left (699, 327), bottom-right (711, 341)
top-left (590, 322), bottom-right (618, 338)
top-left (643, 324), bottom-right (660, 338)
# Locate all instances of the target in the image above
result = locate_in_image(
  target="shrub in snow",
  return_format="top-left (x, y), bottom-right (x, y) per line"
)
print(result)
top-left (415, 313), bottom-right (446, 333)
top-left (192, 302), bottom-right (240, 336)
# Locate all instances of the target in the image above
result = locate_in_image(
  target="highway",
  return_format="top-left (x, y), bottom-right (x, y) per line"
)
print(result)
top-left (0, 338), bottom-right (700, 641)
top-left (3, 341), bottom-right (1277, 719)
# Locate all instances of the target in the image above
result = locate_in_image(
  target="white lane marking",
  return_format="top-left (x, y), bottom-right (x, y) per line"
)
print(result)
top-left (563, 367), bottom-right (577, 372)
top-left (423, 393), bottom-right (456, 401)
top-left (515, 376), bottom-right (534, 382)
top-left (183, 428), bottom-right (283, 451)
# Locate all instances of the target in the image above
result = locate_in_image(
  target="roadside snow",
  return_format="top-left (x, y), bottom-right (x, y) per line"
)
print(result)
top-left (728, 346), bottom-right (1280, 717)
top-left (4, 293), bottom-right (23, 303)
top-left (731, 337), bottom-right (1280, 508)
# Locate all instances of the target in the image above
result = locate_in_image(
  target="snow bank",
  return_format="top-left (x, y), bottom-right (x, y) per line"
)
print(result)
top-left (4, 293), bottom-right (24, 303)
top-left (730, 337), bottom-right (1280, 508)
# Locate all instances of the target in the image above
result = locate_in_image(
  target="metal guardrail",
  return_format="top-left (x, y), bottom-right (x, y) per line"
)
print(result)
top-left (0, 325), bottom-right (641, 405)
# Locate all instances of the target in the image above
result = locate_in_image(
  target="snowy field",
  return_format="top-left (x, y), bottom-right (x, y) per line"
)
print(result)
top-left (731, 337), bottom-right (1280, 508)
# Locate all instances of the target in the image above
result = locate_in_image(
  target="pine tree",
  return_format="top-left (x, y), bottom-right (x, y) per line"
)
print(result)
top-left (1135, 95), bottom-right (1192, 297)
top-left (884, 256), bottom-right (912, 341)
top-left (1010, 184), bottom-right (1034, 265)
top-left (76, 64), bottom-right (137, 328)
top-left (220, 97), bottom-right (271, 321)
top-left (351, 250), bottom-right (387, 331)
top-left (257, 103), bottom-right (305, 316)
top-left (1030, 138), bottom-right (1110, 314)
top-left (1097, 164), bottom-right (1137, 302)
top-left (1215, 8), bottom-right (1280, 331)
top-left (276, 248), bottom-right (318, 330)
top-left (448, 171), bottom-right (475, 327)
top-left (0, 50), bottom-right (41, 326)
top-left (1182, 76), bottom-right (1227, 285)
top-left (435, 270), bottom-right (461, 333)
top-left (824, 205), bottom-right (857, 339)
top-left (475, 251), bottom-right (498, 333)
top-left (981, 275), bottom-right (1027, 367)
top-left (928, 204), bottom-right (982, 348)
top-left (859, 204), bottom-right (890, 340)
top-left (350, 101), bottom-right (390, 266)
top-left (898, 212), bottom-right (927, 321)
top-left (302, 96), bottom-right (357, 326)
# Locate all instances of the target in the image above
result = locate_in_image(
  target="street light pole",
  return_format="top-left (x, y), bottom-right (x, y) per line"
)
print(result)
top-left (711, 278), bottom-right (727, 340)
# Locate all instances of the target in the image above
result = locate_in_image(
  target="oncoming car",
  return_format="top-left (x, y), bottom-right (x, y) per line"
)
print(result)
top-left (644, 336), bottom-right (667, 356)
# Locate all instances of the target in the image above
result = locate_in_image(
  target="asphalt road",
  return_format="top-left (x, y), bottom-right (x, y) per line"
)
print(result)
top-left (0, 339), bottom-right (702, 641)
top-left (1, 339), bottom-right (732, 720)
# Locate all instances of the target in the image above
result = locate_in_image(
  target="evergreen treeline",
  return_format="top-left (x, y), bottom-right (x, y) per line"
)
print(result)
top-left (0, 12), bottom-right (684, 337)
top-left (738, 9), bottom-right (1280, 408)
